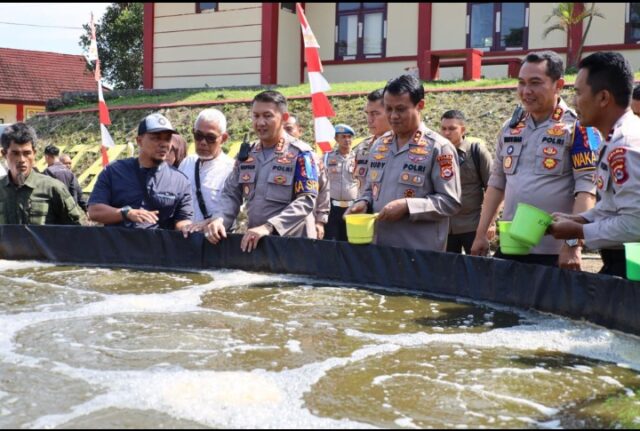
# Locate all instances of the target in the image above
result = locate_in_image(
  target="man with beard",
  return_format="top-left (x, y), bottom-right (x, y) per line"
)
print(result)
top-left (88, 113), bottom-right (193, 231)
top-left (179, 109), bottom-right (235, 222)
top-left (0, 123), bottom-right (81, 225)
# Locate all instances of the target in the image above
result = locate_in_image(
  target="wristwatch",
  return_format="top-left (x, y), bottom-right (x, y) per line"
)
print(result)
top-left (565, 238), bottom-right (580, 248)
top-left (120, 205), bottom-right (132, 221)
top-left (264, 221), bottom-right (275, 235)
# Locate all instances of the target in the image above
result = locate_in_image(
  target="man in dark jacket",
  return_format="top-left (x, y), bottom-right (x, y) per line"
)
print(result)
top-left (43, 144), bottom-right (87, 211)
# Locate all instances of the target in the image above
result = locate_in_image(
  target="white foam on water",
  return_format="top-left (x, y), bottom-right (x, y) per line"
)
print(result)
top-left (0, 260), bottom-right (53, 272)
top-left (394, 416), bottom-right (420, 428)
top-left (598, 376), bottom-right (624, 387)
top-left (4, 265), bottom-right (640, 428)
top-left (567, 364), bottom-right (593, 374)
top-left (344, 318), bottom-right (640, 372)
top-left (490, 367), bottom-right (551, 376)
top-left (27, 342), bottom-right (398, 429)
top-left (286, 340), bottom-right (302, 353)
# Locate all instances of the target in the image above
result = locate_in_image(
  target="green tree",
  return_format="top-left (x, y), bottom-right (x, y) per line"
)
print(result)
top-left (79, 3), bottom-right (143, 89)
top-left (543, 2), bottom-right (604, 71)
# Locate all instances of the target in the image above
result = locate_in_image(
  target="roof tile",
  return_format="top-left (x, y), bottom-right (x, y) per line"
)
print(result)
top-left (0, 47), bottom-right (98, 104)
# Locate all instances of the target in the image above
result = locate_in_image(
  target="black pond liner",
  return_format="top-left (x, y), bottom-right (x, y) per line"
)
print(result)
top-left (1, 224), bottom-right (638, 335)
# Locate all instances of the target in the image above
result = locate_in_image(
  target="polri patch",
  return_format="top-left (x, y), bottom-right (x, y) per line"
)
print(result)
top-left (440, 165), bottom-right (454, 180)
top-left (610, 158), bottom-right (629, 185)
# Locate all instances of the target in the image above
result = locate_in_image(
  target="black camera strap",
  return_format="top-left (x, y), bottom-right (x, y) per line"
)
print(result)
top-left (194, 160), bottom-right (211, 219)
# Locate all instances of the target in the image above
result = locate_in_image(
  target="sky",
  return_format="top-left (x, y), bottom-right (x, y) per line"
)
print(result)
top-left (0, 3), bottom-right (111, 55)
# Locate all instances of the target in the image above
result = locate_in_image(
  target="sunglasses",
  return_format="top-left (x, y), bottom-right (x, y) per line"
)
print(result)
top-left (193, 130), bottom-right (219, 144)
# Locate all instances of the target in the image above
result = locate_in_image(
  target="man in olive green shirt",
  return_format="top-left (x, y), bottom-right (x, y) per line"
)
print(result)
top-left (440, 110), bottom-right (493, 253)
top-left (0, 123), bottom-right (81, 225)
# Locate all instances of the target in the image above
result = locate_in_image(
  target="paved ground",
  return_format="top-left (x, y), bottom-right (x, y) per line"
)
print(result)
top-left (581, 253), bottom-right (603, 274)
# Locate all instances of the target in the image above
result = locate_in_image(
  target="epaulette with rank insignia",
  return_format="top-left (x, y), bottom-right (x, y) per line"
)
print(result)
top-left (551, 106), bottom-right (564, 122)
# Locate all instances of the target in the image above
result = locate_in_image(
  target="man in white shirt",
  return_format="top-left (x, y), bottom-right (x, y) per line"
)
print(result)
top-left (179, 109), bottom-right (235, 222)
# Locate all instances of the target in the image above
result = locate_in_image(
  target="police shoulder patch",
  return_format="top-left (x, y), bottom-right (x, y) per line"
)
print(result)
top-left (570, 124), bottom-right (600, 171)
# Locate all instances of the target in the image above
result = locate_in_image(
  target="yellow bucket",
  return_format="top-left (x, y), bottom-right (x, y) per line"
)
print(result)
top-left (344, 213), bottom-right (378, 244)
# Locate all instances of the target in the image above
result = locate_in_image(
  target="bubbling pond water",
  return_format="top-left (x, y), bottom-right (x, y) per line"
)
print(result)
top-left (1, 260), bottom-right (640, 429)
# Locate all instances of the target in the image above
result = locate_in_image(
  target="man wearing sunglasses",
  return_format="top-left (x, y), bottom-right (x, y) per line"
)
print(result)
top-left (179, 109), bottom-right (235, 222)
top-left (198, 90), bottom-right (319, 252)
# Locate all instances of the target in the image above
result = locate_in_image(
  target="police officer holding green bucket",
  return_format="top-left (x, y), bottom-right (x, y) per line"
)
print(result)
top-left (471, 51), bottom-right (601, 270)
top-left (548, 52), bottom-right (640, 280)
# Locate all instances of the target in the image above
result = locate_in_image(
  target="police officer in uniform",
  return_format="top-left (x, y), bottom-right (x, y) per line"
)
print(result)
top-left (353, 89), bottom-right (391, 197)
top-left (470, 51), bottom-right (600, 269)
top-left (345, 74), bottom-right (461, 251)
top-left (0, 123), bottom-right (81, 225)
top-left (284, 115), bottom-right (330, 240)
top-left (549, 52), bottom-right (640, 278)
top-left (324, 123), bottom-right (358, 241)
top-left (201, 91), bottom-right (319, 252)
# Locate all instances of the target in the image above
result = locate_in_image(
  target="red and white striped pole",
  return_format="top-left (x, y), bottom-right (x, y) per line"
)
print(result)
top-left (296, 3), bottom-right (335, 153)
top-left (88, 13), bottom-right (114, 166)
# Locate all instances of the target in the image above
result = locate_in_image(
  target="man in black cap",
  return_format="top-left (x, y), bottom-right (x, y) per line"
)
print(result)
top-left (43, 144), bottom-right (87, 211)
top-left (88, 113), bottom-right (193, 231)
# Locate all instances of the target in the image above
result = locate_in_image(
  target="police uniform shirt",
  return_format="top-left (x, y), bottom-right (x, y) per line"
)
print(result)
top-left (353, 135), bottom-right (375, 196)
top-left (487, 99), bottom-right (600, 254)
top-left (179, 153), bottom-right (235, 222)
top-left (88, 157), bottom-right (193, 229)
top-left (450, 139), bottom-right (492, 235)
top-left (313, 152), bottom-right (330, 225)
top-left (324, 148), bottom-right (358, 202)
top-left (0, 171), bottom-right (81, 225)
top-left (580, 110), bottom-right (640, 250)
top-left (213, 135), bottom-right (319, 238)
top-left (359, 123), bottom-right (462, 251)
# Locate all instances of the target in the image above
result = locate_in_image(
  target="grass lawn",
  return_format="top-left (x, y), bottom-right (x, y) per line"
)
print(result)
top-left (60, 75), bottom-right (579, 111)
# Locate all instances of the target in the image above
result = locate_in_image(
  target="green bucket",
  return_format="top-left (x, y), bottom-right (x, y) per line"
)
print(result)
top-left (498, 221), bottom-right (531, 255)
top-left (624, 243), bottom-right (640, 281)
top-left (509, 203), bottom-right (553, 247)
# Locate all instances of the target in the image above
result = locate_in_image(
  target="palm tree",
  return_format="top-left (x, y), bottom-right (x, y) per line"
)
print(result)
top-left (543, 2), bottom-right (604, 71)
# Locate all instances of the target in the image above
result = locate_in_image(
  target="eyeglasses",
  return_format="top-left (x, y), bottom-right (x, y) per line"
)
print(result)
top-left (193, 130), bottom-right (219, 144)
